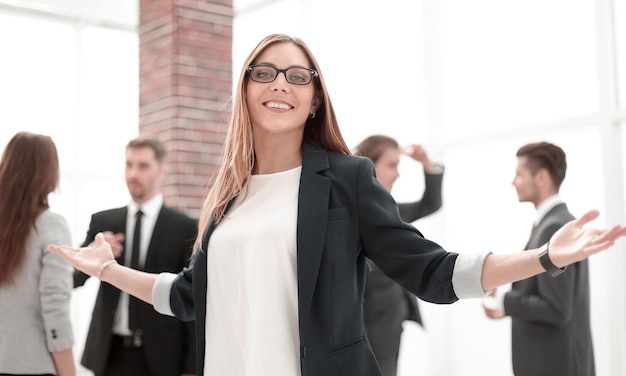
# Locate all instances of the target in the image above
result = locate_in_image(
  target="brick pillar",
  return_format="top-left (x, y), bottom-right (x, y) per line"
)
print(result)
top-left (139, 0), bottom-right (233, 217)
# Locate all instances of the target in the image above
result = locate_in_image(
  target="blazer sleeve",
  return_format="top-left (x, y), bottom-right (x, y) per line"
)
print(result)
top-left (177, 216), bottom-right (199, 373)
top-left (354, 158), bottom-right (460, 304)
top-left (170, 256), bottom-right (197, 321)
top-left (398, 170), bottom-right (444, 222)
top-left (39, 212), bottom-right (75, 352)
top-left (152, 252), bottom-right (197, 322)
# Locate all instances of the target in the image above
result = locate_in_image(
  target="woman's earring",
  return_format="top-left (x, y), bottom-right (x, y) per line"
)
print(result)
top-left (309, 112), bottom-right (316, 119)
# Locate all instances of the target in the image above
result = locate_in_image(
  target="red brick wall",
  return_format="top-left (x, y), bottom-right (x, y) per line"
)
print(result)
top-left (139, 0), bottom-right (233, 217)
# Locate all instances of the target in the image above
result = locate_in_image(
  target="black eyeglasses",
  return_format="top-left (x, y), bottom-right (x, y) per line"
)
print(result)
top-left (247, 65), bottom-right (318, 85)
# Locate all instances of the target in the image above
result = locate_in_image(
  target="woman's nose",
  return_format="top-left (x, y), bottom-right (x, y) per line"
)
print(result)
top-left (270, 73), bottom-right (290, 91)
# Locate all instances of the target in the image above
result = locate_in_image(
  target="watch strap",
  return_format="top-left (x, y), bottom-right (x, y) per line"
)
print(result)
top-left (538, 242), bottom-right (567, 277)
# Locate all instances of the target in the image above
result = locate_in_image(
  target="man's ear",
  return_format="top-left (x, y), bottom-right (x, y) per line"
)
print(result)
top-left (536, 168), bottom-right (553, 189)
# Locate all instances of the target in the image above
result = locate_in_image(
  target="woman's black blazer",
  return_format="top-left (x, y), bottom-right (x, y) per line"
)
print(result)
top-left (168, 141), bottom-right (460, 376)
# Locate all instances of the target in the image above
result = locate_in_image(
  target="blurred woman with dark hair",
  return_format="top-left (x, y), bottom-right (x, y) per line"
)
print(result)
top-left (0, 132), bottom-right (75, 376)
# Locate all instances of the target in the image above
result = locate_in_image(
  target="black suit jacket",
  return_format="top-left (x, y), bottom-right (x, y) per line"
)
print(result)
top-left (75, 205), bottom-right (197, 376)
top-left (505, 203), bottom-right (595, 376)
top-left (364, 170), bottom-right (444, 329)
top-left (166, 142), bottom-right (461, 376)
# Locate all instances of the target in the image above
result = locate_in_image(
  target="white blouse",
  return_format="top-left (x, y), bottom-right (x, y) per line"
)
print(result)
top-left (204, 167), bottom-right (302, 376)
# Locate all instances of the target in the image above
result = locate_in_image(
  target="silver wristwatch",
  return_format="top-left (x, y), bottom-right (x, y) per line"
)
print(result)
top-left (538, 242), bottom-right (567, 277)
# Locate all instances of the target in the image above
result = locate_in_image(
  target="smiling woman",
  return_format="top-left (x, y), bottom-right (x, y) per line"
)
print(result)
top-left (241, 40), bottom-right (325, 179)
top-left (47, 33), bottom-right (626, 376)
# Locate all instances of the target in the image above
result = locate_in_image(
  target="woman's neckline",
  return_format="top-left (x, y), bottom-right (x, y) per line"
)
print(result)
top-left (252, 165), bottom-right (302, 177)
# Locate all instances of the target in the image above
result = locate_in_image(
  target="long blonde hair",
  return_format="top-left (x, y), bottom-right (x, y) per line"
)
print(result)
top-left (195, 34), bottom-right (350, 248)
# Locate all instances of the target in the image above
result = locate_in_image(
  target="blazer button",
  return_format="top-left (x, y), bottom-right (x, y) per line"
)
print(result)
top-left (301, 346), bottom-right (307, 358)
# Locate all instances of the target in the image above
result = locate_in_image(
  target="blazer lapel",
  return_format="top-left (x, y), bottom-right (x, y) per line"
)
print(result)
top-left (524, 224), bottom-right (538, 250)
top-left (297, 141), bottom-right (331, 332)
top-left (525, 203), bottom-right (567, 249)
top-left (144, 205), bottom-right (166, 266)
top-left (115, 207), bottom-right (129, 265)
top-left (196, 143), bottom-right (332, 335)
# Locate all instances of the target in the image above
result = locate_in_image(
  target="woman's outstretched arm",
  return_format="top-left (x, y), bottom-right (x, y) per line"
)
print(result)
top-left (48, 233), bottom-right (158, 304)
top-left (481, 210), bottom-right (626, 291)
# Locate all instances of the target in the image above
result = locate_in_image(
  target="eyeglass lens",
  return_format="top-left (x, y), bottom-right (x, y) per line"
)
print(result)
top-left (249, 66), bottom-right (314, 85)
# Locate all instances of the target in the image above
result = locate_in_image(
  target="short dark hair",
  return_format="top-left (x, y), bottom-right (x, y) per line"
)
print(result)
top-left (126, 137), bottom-right (167, 163)
top-left (516, 141), bottom-right (567, 191)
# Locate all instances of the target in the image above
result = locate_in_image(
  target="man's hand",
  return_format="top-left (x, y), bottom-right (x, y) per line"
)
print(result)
top-left (482, 287), bottom-right (506, 319)
top-left (102, 231), bottom-right (125, 258)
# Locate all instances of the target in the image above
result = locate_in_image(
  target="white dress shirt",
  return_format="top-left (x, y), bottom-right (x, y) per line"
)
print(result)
top-left (112, 194), bottom-right (163, 335)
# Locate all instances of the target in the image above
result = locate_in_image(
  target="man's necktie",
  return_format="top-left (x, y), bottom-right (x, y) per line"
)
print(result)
top-left (129, 209), bottom-right (143, 335)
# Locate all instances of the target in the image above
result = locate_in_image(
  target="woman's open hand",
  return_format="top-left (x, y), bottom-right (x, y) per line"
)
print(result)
top-left (48, 233), bottom-right (115, 277)
top-left (548, 210), bottom-right (626, 268)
